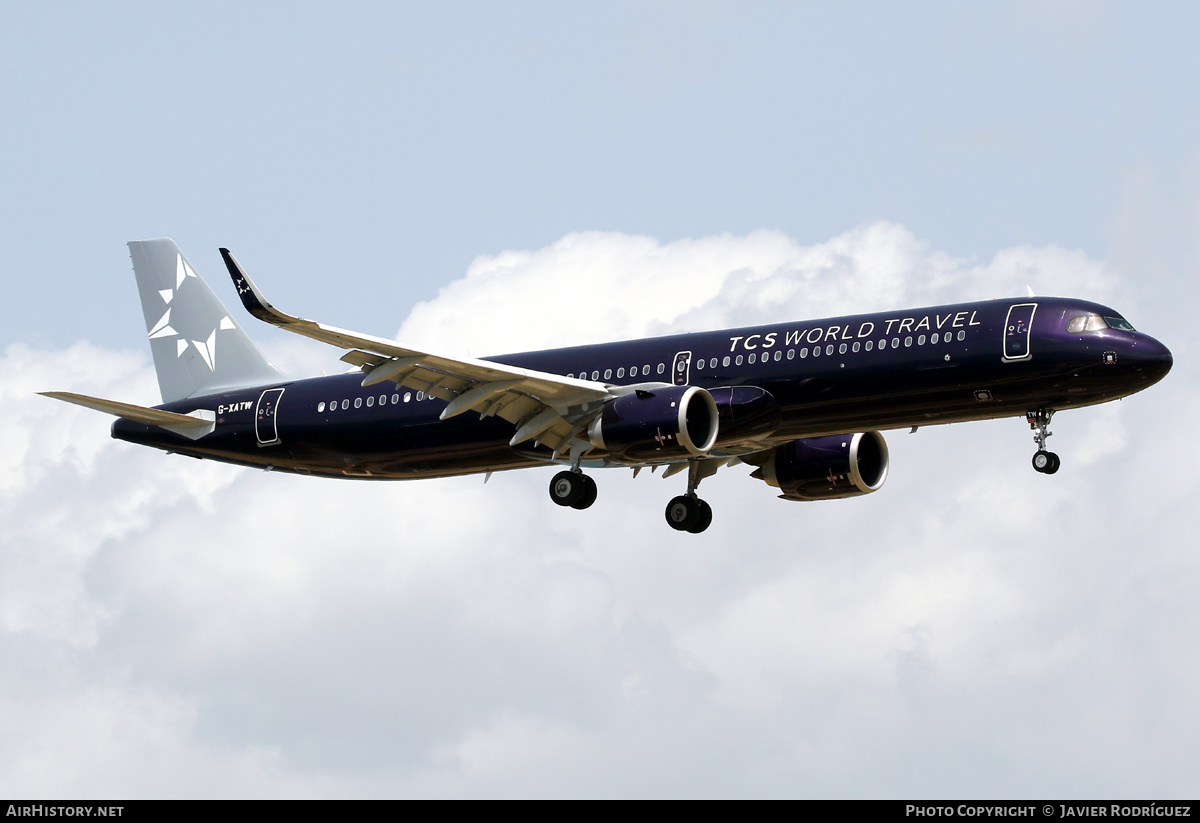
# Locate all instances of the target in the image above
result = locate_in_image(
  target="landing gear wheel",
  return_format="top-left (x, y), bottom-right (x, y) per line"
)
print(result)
top-left (686, 499), bottom-right (713, 534)
top-left (549, 470), bottom-right (586, 507)
top-left (570, 474), bottom-right (598, 510)
top-left (1032, 450), bottom-right (1061, 474)
top-left (666, 495), bottom-right (710, 532)
top-left (665, 495), bottom-right (699, 531)
top-left (1027, 409), bottom-right (1060, 475)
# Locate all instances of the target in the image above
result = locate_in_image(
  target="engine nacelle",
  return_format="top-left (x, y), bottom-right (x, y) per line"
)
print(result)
top-left (753, 431), bottom-right (889, 500)
top-left (588, 386), bottom-right (719, 459)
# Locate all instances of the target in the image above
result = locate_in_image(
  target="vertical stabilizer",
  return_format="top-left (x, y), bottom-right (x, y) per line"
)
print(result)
top-left (128, 239), bottom-right (284, 402)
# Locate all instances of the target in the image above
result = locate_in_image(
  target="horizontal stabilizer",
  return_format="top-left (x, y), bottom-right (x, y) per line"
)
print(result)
top-left (40, 392), bottom-right (216, 439)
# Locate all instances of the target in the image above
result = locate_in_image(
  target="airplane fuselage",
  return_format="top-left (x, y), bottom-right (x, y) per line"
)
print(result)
top-left (112, 295), bottom-right (1173, 480)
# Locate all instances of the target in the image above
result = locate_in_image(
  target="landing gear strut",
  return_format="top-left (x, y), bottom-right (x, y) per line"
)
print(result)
top-left (665, 460), bottom-right (714, 533)
top-left (549, 470), bottom-right (597, 509)
top-left (1027, 408), bottom-right (1060, 475)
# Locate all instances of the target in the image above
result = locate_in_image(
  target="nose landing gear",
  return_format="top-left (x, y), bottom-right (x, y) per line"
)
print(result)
top-left (1027, 408), bottom-right (1060, 474)
top-left (1032, 450), bottom-right (1060, 474)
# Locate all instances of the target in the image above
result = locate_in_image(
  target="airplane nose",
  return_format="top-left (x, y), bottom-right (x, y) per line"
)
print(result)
top-left (1132, 335), bottom-right (1173, 384)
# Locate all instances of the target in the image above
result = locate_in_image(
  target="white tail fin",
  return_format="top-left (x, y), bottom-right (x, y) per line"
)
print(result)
top-left (128, 239), bottom-right (284, 402)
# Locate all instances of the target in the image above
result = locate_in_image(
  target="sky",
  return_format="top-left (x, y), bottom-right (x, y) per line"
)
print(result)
top-left (2, 0), bottom-right (1199, 798)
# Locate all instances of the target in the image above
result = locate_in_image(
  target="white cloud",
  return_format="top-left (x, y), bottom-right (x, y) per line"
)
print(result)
top-left (1, 224), bottom-right (1196, 797)
top-left (396, 223), bottom-right (1116, 356)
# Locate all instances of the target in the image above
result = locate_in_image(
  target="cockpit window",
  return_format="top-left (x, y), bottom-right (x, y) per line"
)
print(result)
top-left (1067, 314), bottom-right (1105, 333)
top-left (1066, 313), bottom-right (1134, 333)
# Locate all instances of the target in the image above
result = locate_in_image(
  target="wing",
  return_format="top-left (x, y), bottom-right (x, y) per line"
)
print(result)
top-left (219, 249), bottom-right (612, 455)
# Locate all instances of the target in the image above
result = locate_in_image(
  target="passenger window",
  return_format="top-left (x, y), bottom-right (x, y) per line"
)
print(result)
top-left (567, 373), bottom-right (573, 379)
top-left (617, 367), bottom-right (625, 378)
top-left (591, 370), bottom-right (599, 380)
top-left (341, 399), bottom-right (349, 410)
top-left (642, 365), bottom-right (650, 376)
top-left (318, 402), bottom-right (326, 412)
top-left (722, 356), bottom-right (730, 367)
top-left (800, 347), bottom-right (809, 358)
top-left (657, 363), bottom-right (666, 375)
top-left (787, 349), bottom-right (795, 360)
top-left (392, 394), bottom-right (399, 404)
top-left (748, 353), bottom-right (756, 364)
top-left (865, 340), bottom-right (873, 351)
top-left (852, 342), bottom-right (860, 352)
top-left (826, 344), bottom-right (834, 355)
top-left (354, 397), bottom-right (362, 408)
top-left (366, 396), bottom-right (374, 407)
top-left (404, 392), bottom-right (411, 402)
top-left (904, 337), bottom-right (912, 347)
top-left (812, 347), bottom-right (820, 358)
top-left (918, 334), bottom-right (926, 345)
top-left (735, 355), bottom-right (743, 366)
top-left (329, 400), bottom-right (337, 410)
top-left (416, 391), bottom-right (424, 401)
top-left (956, 331), bottom-right (965, 341)
top-left (839, 343), bottom-right (847, 354)
top-left (695, 360), bottom-right (703, 370)
top-left (774, 350), bottom-right (781, 362)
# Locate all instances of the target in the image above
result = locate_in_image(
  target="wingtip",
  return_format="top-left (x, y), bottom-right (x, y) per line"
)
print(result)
top-left (219, 247), bottom-right (277, 322)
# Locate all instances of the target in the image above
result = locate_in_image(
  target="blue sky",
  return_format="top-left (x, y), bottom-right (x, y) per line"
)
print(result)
top-left (2, 1), bottom-right (1199, 798)
top-left (6, 2), bottom-right (1199, 348)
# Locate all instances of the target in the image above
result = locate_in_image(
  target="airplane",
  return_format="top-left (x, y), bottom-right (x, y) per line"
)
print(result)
top-left (41, 239), bottom-right (1173, 533)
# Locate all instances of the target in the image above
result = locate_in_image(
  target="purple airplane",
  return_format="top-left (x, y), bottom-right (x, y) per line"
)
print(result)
top-left (42, 239), bottom-right (1172, 533)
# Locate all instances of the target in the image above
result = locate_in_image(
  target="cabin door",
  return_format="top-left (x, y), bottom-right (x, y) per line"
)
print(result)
top-left (1002, 303), bottom-right (1037, 362)
top-left (255, 388), bottom-right (285, 446)
top-left (672, 351), bottom-right (692, 386)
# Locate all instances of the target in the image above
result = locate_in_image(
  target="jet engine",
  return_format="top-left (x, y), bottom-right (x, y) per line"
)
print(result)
top-left (751, 431), bottom-right (889, 500)
top-left (588, 386), bottom-right (719, 459)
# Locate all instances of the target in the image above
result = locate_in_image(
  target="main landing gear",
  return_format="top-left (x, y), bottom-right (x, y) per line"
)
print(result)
top-left (1027, 408), bottom-right (1061, 475)
top-left (549, 469), bottom-right (597, 510)
top-left (665, 495), bottom-right (712, 533)
top-left (664, 460), bottom-right (714, 534)
top-left (549, 459), bottom-right (717, 534)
